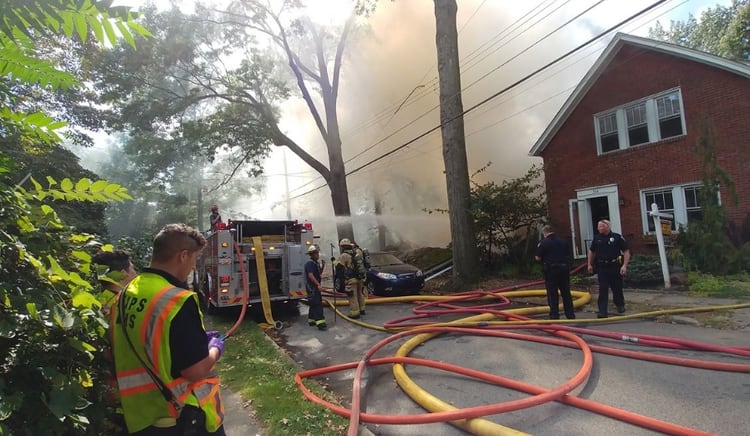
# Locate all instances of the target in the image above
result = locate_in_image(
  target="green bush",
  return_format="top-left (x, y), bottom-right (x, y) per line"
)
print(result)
top-left (624, 254), bottom-right (663, 286)
top-left (0, 169), bottom-right (132, 435)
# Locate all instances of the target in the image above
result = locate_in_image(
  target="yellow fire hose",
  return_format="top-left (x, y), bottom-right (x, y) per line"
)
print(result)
top-left (252, 236), bottom-right (282, 330)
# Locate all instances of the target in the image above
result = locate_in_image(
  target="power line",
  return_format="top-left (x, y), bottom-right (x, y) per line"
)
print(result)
top-left (339, 0), bottom-right (556, 145)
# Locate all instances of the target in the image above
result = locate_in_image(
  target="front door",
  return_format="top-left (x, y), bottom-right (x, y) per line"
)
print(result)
top-left (569, 184), bottom-right (622, 258)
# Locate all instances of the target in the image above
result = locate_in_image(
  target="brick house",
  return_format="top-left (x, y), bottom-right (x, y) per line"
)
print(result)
top-left (528, 32), bottom-right (750, 258)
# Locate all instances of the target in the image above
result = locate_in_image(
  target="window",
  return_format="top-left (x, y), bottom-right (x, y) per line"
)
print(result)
top-left (684, 186), bottom-right (702, 222)
top-left (598, 112), bottom-right (619, 153)
top-left (641, 184), bottom-right (704, 234)
top-left (626, 102), bottom-right (649, 146)
top-left (595, 89), bottom-right (685, 154)
top-left (656, 92), bottom-right (684, 138)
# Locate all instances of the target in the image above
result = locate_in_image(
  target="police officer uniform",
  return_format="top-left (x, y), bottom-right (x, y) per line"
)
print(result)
top-left (535, 231), bottom-right (575, 319)
top-left (589, 230), bottom-right (629, 317)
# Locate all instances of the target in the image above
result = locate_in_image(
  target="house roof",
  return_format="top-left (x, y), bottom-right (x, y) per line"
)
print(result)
top-left (528, 32), bottom-right (750, 157)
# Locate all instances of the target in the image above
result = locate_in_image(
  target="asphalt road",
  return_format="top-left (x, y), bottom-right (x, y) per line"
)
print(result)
top-left (277, 294), bottom-right (749, 436)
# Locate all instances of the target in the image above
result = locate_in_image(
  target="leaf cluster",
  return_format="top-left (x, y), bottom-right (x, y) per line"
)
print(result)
top-left (0, 0), bottom-right (151, 146)
top-left (469, 164), bottom-right (547, 271)
top-left (674, 127), bottom-right (748, 275)
top-left (649, 0), bottom-right (750, 60)
top-left (1, 159), bottom-right (133, 434)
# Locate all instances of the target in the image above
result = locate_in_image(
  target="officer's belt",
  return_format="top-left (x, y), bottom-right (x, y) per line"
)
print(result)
top-left (597, 258), bottom-right (619, 265)
top-left (545, 262), bottom-right (569, 268)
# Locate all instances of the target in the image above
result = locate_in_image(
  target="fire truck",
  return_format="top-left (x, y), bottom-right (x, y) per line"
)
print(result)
top-left (194, 219), bottom-right (316, 313)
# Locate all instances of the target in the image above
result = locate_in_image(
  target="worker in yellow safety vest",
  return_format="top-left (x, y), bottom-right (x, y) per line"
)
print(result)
top-left (110, 223), bottom-right (226, 435)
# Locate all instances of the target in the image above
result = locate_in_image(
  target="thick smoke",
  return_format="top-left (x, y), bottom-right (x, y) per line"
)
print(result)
top-left (218, 0), bottom-right (695, 251)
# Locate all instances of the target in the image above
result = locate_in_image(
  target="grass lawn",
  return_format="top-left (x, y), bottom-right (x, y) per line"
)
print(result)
top-left (209, 316), bottom-right (348, 435)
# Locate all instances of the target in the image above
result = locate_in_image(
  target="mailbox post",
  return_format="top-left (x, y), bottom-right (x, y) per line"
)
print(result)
top-left (649, 203), bottom-right (673, 288)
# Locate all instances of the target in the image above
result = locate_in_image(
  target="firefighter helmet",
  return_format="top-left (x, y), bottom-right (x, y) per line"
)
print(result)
top-left (307, 245), bottom-right (319, 254)
top-left (339, 238), bottom-right (352, 247)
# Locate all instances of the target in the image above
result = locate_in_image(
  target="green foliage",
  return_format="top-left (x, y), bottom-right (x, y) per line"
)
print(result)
top-left (0, 0), bottom-right (150, 145)
top-left (688, 272), bottom-right (750, 297)
top-left (0, 2), bottom-right (146, 434)
top-left (0, 161), bottom-right (133, 434)
top-left (675, 127), bottom-right (739, 275)
top-left (469, 164), bottom-right (547, 272)
top-left (624, 254), bottom-right (664, 285)
top-left (649, 0), bottom-right (750, 59)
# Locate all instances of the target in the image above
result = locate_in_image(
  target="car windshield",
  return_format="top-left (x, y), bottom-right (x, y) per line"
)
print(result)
top-left (370, 253), bottom-right (404, 267)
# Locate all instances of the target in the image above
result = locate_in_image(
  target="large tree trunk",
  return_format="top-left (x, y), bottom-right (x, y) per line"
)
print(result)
top-left (434, 0), bottom-right (479, 288)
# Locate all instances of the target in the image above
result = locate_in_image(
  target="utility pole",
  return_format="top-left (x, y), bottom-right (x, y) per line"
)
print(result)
top-left (283, 149), bottom-right (291, 220)
top-left (434, 0), bottom-right (479, 288)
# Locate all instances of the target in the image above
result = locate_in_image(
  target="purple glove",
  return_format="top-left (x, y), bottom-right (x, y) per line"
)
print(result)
top-left (208, 336), bottom-right (224, 359)
top-left (206, 330), bottom-right (221, 340)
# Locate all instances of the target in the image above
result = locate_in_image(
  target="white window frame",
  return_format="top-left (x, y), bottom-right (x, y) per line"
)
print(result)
top-left (594, 88), bottom-right (686, 155)
top-left (639, 183), bottom-right (714, 235)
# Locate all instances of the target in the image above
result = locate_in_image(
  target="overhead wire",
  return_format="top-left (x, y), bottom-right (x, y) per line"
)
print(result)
top-left (286, 0), bottom-right (600, 198)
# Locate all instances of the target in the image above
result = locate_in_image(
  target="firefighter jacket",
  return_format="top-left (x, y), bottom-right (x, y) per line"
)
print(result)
top-left (110, 273), bottom-right (224, 433)
top-left (339, 249), bottom-right (365, 283)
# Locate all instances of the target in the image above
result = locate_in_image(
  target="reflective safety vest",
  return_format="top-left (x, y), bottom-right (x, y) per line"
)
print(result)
top-left (110, 273), bottom-right (224, 433)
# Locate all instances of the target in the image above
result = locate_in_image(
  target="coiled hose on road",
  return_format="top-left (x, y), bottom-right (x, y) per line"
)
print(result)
top-left (300, 272), bottom-right (750, 435)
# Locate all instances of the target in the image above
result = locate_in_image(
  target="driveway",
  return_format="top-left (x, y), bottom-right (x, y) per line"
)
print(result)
top-left (276, 289), bottom-right (749, 435)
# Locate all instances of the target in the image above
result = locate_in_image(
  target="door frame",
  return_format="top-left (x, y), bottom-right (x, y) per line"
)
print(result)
top-left (569, 184), bottom-right (621, 259)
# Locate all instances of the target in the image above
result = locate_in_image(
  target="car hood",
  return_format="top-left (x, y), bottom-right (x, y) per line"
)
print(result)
top-left (371, 264), bottom-right (420, 274)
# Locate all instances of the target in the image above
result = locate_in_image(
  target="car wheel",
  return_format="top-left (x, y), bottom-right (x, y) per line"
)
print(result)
top-left (367, 280), bottom-right (377, 296)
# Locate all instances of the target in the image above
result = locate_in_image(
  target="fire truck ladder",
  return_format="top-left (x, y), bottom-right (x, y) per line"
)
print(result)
top-left (252, 236), bottom-right (281, 329)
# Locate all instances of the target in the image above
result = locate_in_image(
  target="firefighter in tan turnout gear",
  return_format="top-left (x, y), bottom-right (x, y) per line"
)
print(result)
top-left (335, 238), bottom-right (367, 318)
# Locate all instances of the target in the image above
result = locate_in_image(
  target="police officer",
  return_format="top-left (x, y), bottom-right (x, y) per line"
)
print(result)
top-left (535, 224), bottom-right (575, 320)
top-left (304, 245), bottom-right (328, 331)
top-left (587, 219), bottom-right (631, 318)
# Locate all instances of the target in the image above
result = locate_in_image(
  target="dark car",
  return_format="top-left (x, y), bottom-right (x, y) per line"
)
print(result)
top-left (365, 252), bottom-right (425, 296)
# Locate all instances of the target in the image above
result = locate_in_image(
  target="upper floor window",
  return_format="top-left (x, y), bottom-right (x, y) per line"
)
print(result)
top-left (594, 89), bottom-right (685, 155)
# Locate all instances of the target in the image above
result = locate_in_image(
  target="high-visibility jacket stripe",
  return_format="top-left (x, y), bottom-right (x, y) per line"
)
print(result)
top-left (140, 285), bottom-right (174, 347)
top-left (148, 292), bottom-right (189, 366)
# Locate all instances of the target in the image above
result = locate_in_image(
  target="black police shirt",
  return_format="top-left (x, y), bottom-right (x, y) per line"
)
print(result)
top-left (535, 234), bottom-right (569, 264)
top-left (590, 232), bottom-right (629, 261)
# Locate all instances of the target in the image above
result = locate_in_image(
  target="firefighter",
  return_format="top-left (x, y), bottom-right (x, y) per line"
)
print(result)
top-left (110, 224), bottom-right (226, 435)
top-left (209, 204), bottom-right (222, 231)
top-left (337, 238), bottom-right (367, 318)
top-left (304, 245), bottom-right (328, 331)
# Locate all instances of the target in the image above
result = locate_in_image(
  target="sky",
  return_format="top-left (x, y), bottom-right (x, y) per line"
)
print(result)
top-left (96, 0), bottom-right (730, 249)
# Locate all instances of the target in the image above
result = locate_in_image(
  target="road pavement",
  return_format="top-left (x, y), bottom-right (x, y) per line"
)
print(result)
top-left (274, 289), bottom-right (749, 435)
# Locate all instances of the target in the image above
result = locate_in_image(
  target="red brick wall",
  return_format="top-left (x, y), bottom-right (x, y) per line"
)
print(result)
top-left (541, 45), bottom-right (750, 254)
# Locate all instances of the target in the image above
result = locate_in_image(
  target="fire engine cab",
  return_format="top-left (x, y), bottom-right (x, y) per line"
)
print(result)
top-left (194, 219), bottom-right (315, 312)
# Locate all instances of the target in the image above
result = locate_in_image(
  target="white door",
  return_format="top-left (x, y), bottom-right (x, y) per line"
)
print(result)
top-left (568, 199), bottom-right (590, 258)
